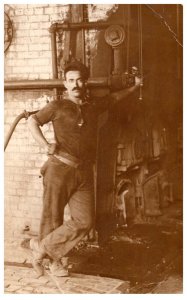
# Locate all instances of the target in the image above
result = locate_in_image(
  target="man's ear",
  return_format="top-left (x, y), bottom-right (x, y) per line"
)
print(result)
top-left (63, 80), bottom-right (67, 89)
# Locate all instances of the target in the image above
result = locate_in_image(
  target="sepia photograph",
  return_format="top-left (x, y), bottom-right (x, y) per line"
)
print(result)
top-left (4, 2), bottom-right (183, 295)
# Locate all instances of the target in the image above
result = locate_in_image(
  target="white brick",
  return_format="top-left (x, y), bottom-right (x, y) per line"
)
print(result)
top-left (16, 37), bottom-right (31, 45)
top-left (42, 43), bottom-right (50, 51)
top-left (39, 73), bottom-right (51, 79)
top-left (24, 161), bottom-right (35, 168)
top-left (44, 7), bottom-right (57, 14)
top-left (27, 196), bottom-right (42, 204)
top-left (5, 51), bottom-right (18, 59)
top-left (18, 203), bottom-right (29, 211)
top-left (28, 14), bottom-right (49, 22)
top-left (36, 190), bottom-right (43, 197)
top-left (6, 188), bottom-right (17, 196)
top-left (16, 30), bottom-right (30, 37)
top-left (33, 65), bottom-right (51, 73)
top-left (16, 22), bottom-right (30, 30)
top-left (34, 7), bottom-right (44, 15)
top-left (40, 21), bottom-right (51, 29)
top-left (28, 58), bottom-right (50, 66)
top-left (28, 73), bottom-right (39, 80)
top-left (6, 59), bottom-right (25, 67)
top-left (28, 4), bottom-right (49, 8)
top-left (15, 8), bottom-right (24, 16)
top-left (27, 189), bottom-right (37, 196)
top-left (29, 44), bottom-right (43, 51)
top-left (24, 8), bottom-right (34, 15)
top-left (12, 44), bottom-right (29, 52)
top-left (15, 4), bottom-right (28, 9)
top-left (17, 51), bottom-right (38, 59)
top-left (26, 169), bottom-right (40, 175)
top-left (39, 51), bottom-right (51, 58)
top-left (4, 66), bottom-right (13, 74)
top-left (29, 29), bottom-right (49, 37)
top-left (13, 15), bottom-right (28, 23)
top-left (5, 145), bottom-right (20, 153)
top-left (30, 22), bottom-right (39, 29)
top-left (13, 66), bottom-right (33, 74)
top-left (50, 14), bottom-right (62, 22)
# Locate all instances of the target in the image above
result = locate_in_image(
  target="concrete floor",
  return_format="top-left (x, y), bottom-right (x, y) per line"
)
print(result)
top-left (4, 200), bottom-right (183, 294)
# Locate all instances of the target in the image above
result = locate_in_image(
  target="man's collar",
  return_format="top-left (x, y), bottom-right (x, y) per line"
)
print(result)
top-left (64, 95), bottom-right (90, 106)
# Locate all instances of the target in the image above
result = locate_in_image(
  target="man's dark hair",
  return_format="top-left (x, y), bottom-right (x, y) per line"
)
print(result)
top-left (64, 60), bottom-right (89, 80)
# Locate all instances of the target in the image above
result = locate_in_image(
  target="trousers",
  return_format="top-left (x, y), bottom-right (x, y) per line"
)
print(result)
top-left (39, 156), bottom-right (95, 260)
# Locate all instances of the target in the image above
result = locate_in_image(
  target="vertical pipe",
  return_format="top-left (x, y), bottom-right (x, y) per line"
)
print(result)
top-left (113, 47), bottom-right (124, 74)
top-left (81, 4), bottom-right (85, 64)
top-left (51, 30), bottom-right (58, 99)
top-left (126, 4), bottom-right (130, 72)
top-left (138, 4), bottom-right (143, 101)
top-left (51, 31), bottom-right (58, 79)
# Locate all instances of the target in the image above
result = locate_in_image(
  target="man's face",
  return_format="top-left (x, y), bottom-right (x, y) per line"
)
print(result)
top-left (64, 70), bottom-right (86, 99)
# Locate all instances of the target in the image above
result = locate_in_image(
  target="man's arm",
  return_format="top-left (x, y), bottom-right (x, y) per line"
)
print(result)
top-left (93, 82), bottom-right (140, 115)
top-left (110, 82), bottom-right (140, 105)
top-left (28, 116), bottom-right (56, 155)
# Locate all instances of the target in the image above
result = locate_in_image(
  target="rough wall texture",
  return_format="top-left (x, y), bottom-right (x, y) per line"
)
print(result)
top-left (4, 4), bottom-right (117, 239)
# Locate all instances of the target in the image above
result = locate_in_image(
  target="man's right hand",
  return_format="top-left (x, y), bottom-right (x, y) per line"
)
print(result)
top-left (45, 143), bottom-right (57, 155)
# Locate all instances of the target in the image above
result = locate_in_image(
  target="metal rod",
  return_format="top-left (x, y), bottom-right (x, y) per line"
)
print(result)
top-left (4, 77), bottom-right (110, 90)
top-left (4, 110), bottom-right (39, 151)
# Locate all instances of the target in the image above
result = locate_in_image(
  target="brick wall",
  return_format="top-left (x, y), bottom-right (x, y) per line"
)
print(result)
top-left (4, 4), bottom-right (69, 80)
top-left (4, 4), bottom-right (117, 239)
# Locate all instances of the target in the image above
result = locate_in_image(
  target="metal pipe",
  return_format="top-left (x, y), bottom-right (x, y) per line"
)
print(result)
top-left (81, 5), bottom-right (86, 64)
top-left (51, 31), bottom-right (58, 79)
top-left (4, 77), bottom-right (110, 90)
top-left (49, 22), bottom-right (123, 32)
top-left (4, 110), bottom-right (38, 151)
top-left (4, 79), bottom-right (63, 90)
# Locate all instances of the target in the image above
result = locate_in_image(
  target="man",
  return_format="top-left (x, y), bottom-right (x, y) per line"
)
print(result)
top-left (27, 60), bottom-right (102, 277)
top-left (27, 60), bottom-right (139, 277)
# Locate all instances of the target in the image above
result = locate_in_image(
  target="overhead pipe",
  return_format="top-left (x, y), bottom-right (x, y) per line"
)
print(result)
top-left (49, 21), bottom-right (124, 32)
top-left (4, 77), bottom-right (110, 90)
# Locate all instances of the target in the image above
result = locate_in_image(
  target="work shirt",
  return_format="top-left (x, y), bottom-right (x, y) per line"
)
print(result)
top-left (33, 97), bottom-right (109, 162)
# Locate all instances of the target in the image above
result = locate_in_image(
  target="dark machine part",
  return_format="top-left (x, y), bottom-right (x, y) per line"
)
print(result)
top-left (94, 5), bottom-right (182, 242)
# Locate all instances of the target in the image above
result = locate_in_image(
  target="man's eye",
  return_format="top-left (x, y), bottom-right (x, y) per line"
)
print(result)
top-left (69, 79), bottom-right (74, 83)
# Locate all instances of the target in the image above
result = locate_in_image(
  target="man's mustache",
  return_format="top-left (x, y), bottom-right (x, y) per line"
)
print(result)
top-left (72, 87), bottom-right (81, 91)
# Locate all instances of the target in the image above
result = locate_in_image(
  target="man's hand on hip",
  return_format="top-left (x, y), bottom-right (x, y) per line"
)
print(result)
top-left (45, 143), bottom-right (57, 155)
